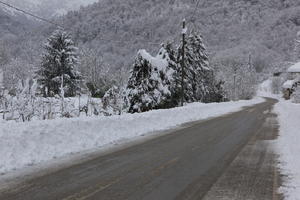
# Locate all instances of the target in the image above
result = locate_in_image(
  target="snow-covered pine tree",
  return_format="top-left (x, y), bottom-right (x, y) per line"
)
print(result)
top-left (36, 30), bottom-right (81, 97)
top-left (177, 33), bottom-right (216, 103)
top-left (155, 43), bottom-right (178, 107)
top-left (176, 43), bottom-right (194, 103)
top-left (126, 48), bottom-right (174, 113)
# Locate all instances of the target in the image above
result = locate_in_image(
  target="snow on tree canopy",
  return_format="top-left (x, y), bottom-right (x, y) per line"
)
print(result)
top-left (138, 49), bottom-right (168, 71)
top-left (126, 33), bottom-right (224, 113)
top-left (177, 33), bottom-right (217, 103)
top-left (288, 62), bottom-right (300, 73)
top-left (126, 48), bottom-right (175, 113)
top-left (36, 29), bottom-right (81, 97)
top-left (283, 80), bottom-right (296, 89)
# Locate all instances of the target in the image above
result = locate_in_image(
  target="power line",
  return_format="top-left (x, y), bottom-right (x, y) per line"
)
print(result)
top-left (191, 0), bottom-right (201, 21)
top-left (0, 0), bottom-right (162, 45)
top-left (0, 0), bottom-right (63, 28)
top-left (189, 0), bottom-right (201, 30)
top-left (0, 0), bottom-right (169, 46)
top-left (97, 37), bottom-right (161, 46)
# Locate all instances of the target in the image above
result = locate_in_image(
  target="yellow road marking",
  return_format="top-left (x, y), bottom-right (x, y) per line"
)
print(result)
top-left (0, 183), bottom-right (35, 194)
top-left (62, 178), bottom-right (121, 200)
top-left (152, 157), bottom-right (180, 176)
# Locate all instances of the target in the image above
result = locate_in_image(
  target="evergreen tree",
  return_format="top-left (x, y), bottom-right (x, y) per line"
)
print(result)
top-left (37, 30), bottom-right (81, 97)
top-left (177, 33), bottom-right (216, 102)
top-left (126, 33), bottom-right (225, 113)
top-left (156, 43), bottom-right (178, 107)
top-left (126, 49), bottom-right (173, 113)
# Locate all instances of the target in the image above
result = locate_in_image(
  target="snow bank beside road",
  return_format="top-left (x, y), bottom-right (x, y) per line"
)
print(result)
top-left (275, 100), bottom-right (300, 200)
top-left (0, 98), bottom-right (264, 175)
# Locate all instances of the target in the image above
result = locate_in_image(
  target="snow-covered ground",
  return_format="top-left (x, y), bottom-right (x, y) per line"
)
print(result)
top-left (275, 100), bottom-right (300, 200)
top-left (0, 98), bottom-right (264, 176)
top-left (258, 78), bottom-right (300, 199)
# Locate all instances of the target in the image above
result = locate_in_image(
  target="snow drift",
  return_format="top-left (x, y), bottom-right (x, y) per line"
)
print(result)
top-left (275, 100), bottom-right (300, 200)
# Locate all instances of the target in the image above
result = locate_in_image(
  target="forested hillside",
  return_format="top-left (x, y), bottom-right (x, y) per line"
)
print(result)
top-left (1, 0), bottom-right (300, 97)
top-left (58, 0), bottom-right (300, 69)
top-left (0, 0), bottom-right (99, 47)
top-left (0, 0), bottom-right (98, 89)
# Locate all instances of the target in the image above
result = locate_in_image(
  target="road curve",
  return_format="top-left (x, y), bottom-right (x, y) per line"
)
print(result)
top-left (0, 98), bottom-right (278, 200)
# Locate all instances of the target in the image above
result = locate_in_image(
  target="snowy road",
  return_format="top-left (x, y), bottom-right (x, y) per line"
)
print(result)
top-left (0, 98), bottom-right (280, 200)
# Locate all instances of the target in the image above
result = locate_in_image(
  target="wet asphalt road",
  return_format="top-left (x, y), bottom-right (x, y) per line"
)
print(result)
top-left (0, 98), bottom-right (278, 200)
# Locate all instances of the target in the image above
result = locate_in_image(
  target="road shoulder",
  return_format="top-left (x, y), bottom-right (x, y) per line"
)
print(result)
top-left (202, 105), bottom-right (283, 200)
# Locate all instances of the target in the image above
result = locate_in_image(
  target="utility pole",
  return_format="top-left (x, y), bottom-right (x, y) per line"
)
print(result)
top-left (78, 93), bottom-right (81, 117)
top-left (61, 75), bottom-right (65, 115)
top-left (233, 65), bottom-right (237, 101)
top-left (233, 72), bottom-right (236, 101)
top-left (181, 19), bottom-right (187, 107)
